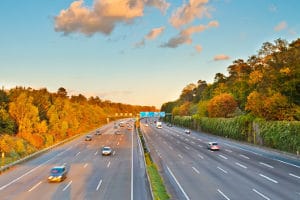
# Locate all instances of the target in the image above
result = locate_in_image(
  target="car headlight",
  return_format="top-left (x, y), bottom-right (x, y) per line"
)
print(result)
top-left (48, 176), bottom-right (53, 179)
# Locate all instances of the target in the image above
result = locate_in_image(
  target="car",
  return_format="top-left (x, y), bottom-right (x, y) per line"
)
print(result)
top-left (145, 124), bottom-right (149, 127)
top-left (48, 166), bottom-right (67, 182)
top-left (167, 123), bottom-right (172, 127)
top-left (102, 146), bottom-right (112, 156)
top-left (95, 130), bottom-right (101, 135)
top-left (184, 129), bottom-right (191, 134)
top-left (85, 135), bottom-right (92, 141)
top-left (114, 130), bottom-right (121, 135)
top-left (207, 142), bottom-right (220, 151)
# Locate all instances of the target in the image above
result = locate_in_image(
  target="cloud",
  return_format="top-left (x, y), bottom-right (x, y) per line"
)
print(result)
top-left (161, 20), bottom-right (218, 48)
top-left (274, 21), bottom-right (287, 32)
top-left (213, 54), bottom-right (230, 61)
top-left (169, 0), bottom-right (212, 28)
top-left (145, 27), bottom-right (165, 40)
top-left (135, 26), bottom-right (165, 47)
top-left (195, 45), bottom-right (202, 52)
top-left (55, 0), bottom-right (168, 36)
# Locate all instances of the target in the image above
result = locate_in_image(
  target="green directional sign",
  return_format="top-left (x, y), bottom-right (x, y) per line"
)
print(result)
top-left (140, 112), bottom-right (165, 118)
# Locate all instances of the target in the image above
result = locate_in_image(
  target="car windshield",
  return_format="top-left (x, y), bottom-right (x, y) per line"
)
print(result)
top-left (103, 147), bottom-right (111, 151)
top-left (51, 168), bottom-right (63, 174)
top-left (212, 143), bottom-right (218, 146)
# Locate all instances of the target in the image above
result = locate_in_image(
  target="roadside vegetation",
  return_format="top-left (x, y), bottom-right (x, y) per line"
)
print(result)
top-left (161, 38), bottom-right (300, 154)
top-left (0, 87), bottom-right (156, 166)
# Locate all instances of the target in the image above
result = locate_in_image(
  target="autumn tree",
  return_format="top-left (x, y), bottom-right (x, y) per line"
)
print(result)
top-left (207, 93), bottom-right (238, 118)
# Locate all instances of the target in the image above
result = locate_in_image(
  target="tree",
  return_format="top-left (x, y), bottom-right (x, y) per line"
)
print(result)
top-left (207, 93), bottom-right (238, 118)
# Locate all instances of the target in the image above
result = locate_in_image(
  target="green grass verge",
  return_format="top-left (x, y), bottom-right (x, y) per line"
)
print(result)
top-left (147, 164), bottom-right (170, 200)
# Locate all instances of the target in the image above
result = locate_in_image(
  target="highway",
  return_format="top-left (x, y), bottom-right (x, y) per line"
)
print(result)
top-left (141, 120), bottom-right (300, 200)
top-left (0, 119), bottom-right (151, 200)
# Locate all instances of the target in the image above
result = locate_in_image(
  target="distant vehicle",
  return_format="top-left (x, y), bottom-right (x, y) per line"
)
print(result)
top-left (156, 121), bottom-right (162, 129)
top-left (145, 124), bottom-right (149, 127)
top-left (115, 130), bottom-right (121, 135)
top-left (95, 130), bottom-right (101, 135)
top-left (102, 146), bottom-right (112, 156)
top-left (207, 142), bottom-right (220, 151)
top-left (119, 121), bottom-right (125, 127)
top-left (85, 135), bottom-right (92, 141)
top-left (167, 123), bottom-right (172, 127)
top-left (184, 129), bottom-right (191, 134)
top-left (127, 125), bottom-right (132, 130)
top-left (48, 166), bottom-right (67, 182)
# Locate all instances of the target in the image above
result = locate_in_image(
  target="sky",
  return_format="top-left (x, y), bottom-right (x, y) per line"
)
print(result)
top-left (0, 0), bottom-right (299, 108)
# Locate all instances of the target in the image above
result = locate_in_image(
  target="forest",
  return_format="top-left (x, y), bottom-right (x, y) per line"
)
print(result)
top-left (0, 87), bottom-right (156, 164)
top-left (161, 38), bottom-right (300, 121)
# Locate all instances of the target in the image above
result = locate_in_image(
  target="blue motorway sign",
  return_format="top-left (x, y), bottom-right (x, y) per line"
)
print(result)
top-left (140, 112), bottom-right (165, 118)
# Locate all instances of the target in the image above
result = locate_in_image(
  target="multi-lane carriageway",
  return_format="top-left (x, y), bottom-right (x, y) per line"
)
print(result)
top-left (0, 120), bottom-right (151, 200)
top-left (0, 118), bottom-right (299, 200)
top-left (141, 120), bottom-right (300, 200)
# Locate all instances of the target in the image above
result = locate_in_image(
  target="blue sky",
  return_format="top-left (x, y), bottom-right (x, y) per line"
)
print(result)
top-left (1, 0), bottom-right (299, 108)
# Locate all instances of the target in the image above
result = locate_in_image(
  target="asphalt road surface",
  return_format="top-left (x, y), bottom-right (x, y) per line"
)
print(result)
top-left (141, 120), bottom-right (300, 200)
top-left (0, 119), bottom-right (151, 200)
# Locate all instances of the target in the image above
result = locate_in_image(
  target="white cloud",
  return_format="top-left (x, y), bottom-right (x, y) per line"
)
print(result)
top-left (55, 0), bottom-right (168, 36)
top-left (213, 54), bottom-right (230, 61)
top-left (274, 21), bottom-right (287, 32)
top-left (169, 0), bottom-right (212, 28)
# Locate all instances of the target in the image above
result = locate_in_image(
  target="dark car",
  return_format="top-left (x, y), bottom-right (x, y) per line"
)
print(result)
top-left (48, 166), bottom-right (67, 182)
top-left (184, 129), bottom-right (191, 134)
top-left (85, 135), bottom-right (92, 141)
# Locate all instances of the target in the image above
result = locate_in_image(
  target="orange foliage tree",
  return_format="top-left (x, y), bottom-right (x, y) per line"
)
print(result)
top-left (207, 93), bottom-right (238, 118)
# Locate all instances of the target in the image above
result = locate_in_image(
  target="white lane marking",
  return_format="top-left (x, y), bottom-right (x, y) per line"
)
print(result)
top-left (235, 162), bottom-right (247, 169)
top-left (178, 154), bottom-right (183, 159)
top-left (107, 161), bottom-right (111, 168)
top-left (252, 188), bottom-right (270, 200)
top-left (274, 159), bottom-right (300, 169)
top-left (84, 163), bottom-right (88, 168)
top-left (0, 146), bottom-right (72, 191)
top-left (225, 149), bottom-right (232, 153)
top-left (75, 152), bottom-right (80, 156)
top-left (185, 146), bottom-right (190, 150)
top-left (191, 141), bottom-right (195, 144)
top-left (198, 145), bottom-right (203, 148)
top-left (131, 127), bottom-right (133, 200)
top-left (197, 154), bottom-right (204, 159)
top-left (217, 167), bottom-right (228, 174)
top-left (96, 179), bottom-right (103, 191)
top-left (166, 166), bottom-right (190, 200)
top-left (169, 146), bottom-right (173, 150)
top-left (219, 155), bottom-right (228, 160)
top-left (185, 139), bottom-right (189, 142)
top-left (259, 162), bottom-right (274, 169)
top-left (113, 151), bottom-right (116, 156)
top-left (192, 137), bottom-right (196, 139)
top-left (197, 138), bottom-right (202, 141)
top-left (62, 181), bottom-right (72, 191)
top-left (240, 154), bottom-right (250, 159)
top-left (259, 174), bottom-right (278, 183)
top-left (289, 173), bottom-right (300, 179)
top-left (94, 151), bottom-right (98, 155)
top-left (192, 167), bottom-right (200, 174)
top-left (28, 181), bottom-right (42, 192)
top-left (217, 189), bottom-right (231, 200)
top-left (117, 142), bottom-right (120, 146)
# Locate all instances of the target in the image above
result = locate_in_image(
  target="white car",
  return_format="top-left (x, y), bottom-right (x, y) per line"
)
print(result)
top-left (184, 129), bottom-right (191, 134)
top-left (102, 146), bottom-right (112, 156)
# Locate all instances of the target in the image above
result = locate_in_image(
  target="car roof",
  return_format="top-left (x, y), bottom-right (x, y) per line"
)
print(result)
top-left (52, 166), bottom-right (65, 169)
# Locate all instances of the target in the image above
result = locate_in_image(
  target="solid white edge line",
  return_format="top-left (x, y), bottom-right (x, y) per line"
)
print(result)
top-left (217, 189), bottom-right (231, 200)
top-left (240, 154), bottom-right (250, 159)
top-left (192, 167), bottom-right (200, 174)
top-left (259, 174), bottom-right (278, 183)
top-left (217, 167), bottom-right (228, 174)
top-left (166, 166), bottom-right (190, 200)
top-left (96, 179), bottom-right (103, 191)
top-left (131, 127), bottom-right (133, 200)
top-left (62, 180), bottom-right (72, 191)
top-left (252, 188), bottom-right (270, 200)
top-left (197, 154), bottom-right (204, 159)
top-left (28, 181), bottom-right (42, 192)
top-left (289, 173), bottom-right (300, 179)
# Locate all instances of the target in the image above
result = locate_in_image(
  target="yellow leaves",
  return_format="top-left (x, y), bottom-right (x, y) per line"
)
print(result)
top-left (207, 93), bottom-right (237, 118)
top-left (280, 67), bottom-right (291, 75)
top-left (249, 70), bottom-right (263, 85)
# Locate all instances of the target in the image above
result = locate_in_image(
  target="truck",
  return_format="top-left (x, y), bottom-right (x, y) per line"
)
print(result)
top-left (156, 121), bottom-right (162, 129)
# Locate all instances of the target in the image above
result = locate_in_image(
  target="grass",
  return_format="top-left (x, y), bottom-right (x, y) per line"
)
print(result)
top-left (147, 164), bottom-right (170, 200)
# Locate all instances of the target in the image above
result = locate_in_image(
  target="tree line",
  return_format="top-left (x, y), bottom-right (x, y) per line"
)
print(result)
top-left (161, 38), bottom-right (300, 121)
top-left (0, 86), bottom-right (156, 163)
